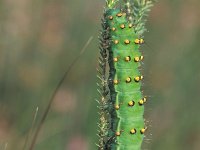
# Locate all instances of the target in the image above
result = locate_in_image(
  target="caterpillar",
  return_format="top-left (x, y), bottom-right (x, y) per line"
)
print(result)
top-left (107, 9), bottom-right (146, 150)
top-left (97, 0), bottom-right (154, 150)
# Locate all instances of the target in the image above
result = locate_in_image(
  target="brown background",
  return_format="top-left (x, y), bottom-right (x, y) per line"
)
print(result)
top-left (0, 0), bottom-right (200, 149)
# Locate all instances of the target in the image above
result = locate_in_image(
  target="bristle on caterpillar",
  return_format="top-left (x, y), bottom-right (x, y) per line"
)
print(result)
top-left (115, 131), bottom-right (121, 136)
top-left (128, 101), bottom-right (135, 106)
top-left (135, 38), bottom-right (145, 44)
top-left (138, 97), bottom-right (147, 105)
top-left (124, 39), bottom-right (130, 44)
top-left (115, 104), bottom-right (120, 110)
top-left (130, 129), bottom-right (137, 134)
top-left (140, 127), bottom-right (148, 134)
top-left (134, 56), bottom-right (144, 62)
top-left (134, 76), bottom-right (143, 82)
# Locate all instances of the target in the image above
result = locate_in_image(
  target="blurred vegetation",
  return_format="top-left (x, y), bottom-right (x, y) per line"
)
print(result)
top-left (0, 0), bottom-right (199, 150)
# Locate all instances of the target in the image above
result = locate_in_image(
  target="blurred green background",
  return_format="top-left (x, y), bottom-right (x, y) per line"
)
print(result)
top-left (0, 0), bottom-right (200, 150)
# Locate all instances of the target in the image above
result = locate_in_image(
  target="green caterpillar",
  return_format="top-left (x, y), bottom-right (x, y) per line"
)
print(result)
top-left (107, 9), bottom-right (146, 150)
top-left (97, 1), bottom-right (154, 150)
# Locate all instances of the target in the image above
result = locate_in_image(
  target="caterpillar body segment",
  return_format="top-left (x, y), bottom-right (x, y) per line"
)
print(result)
top-left (106, 9), bottom-right (145, 149)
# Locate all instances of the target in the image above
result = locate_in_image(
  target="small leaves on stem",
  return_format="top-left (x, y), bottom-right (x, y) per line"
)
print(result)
top-left (106, 0), bottom-right (119, 8)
